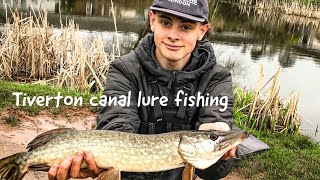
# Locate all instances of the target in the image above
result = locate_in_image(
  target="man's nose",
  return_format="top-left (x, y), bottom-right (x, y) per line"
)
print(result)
top-left (167, 27), bottom-right (180, 41)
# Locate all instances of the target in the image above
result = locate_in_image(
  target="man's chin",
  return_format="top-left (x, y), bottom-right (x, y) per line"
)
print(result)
top-left (163, 54), bottom-right (186, 62)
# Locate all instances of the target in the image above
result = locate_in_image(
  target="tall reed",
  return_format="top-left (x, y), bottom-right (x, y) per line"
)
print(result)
top-left (234, 65), bottom-right (301, 134)
top-left (0, 9), bottom-right (111, 92)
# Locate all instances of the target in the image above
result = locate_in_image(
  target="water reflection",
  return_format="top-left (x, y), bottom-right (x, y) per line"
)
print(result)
top-left (278, 48), bottom-right (296, 68)
top-left (207, 1), bottom-right (320, 69)
top-left (250, 42), bottom-right (266, 61)
top-left (253, 8), bottom-right (320, 49)
top-left (213, 43), bottom-right (320, 141)
top-left (211, 1), bottom-right (320, 50)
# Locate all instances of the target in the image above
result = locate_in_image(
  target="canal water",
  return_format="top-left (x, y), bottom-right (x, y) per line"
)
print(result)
top-left (0, 0), bottom-right (319, 141)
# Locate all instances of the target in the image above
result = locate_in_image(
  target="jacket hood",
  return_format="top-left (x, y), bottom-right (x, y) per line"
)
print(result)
top-left (134, 33), bottom-right (216, 85)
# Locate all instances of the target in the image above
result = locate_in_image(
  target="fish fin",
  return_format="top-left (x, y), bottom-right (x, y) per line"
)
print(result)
top-left (0, 152), bottom-right (28, 180)
top-left (27, 128), bottom-right (74, 151)
top-left (97, 168), bottom-right (120, 180)
top-left (182, 163), bottom-right (195, 180)
top-left (28, 164), bottom-right (51, 171)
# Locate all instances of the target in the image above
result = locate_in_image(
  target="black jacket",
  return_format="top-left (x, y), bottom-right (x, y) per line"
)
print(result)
top-left (96, 33), bottom-right (234, 179)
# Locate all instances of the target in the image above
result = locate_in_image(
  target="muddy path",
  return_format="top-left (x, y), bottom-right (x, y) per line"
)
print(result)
top-left (0, 108), bottom-right (242, 180)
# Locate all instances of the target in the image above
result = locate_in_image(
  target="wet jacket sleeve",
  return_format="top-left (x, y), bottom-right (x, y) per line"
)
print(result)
top-left (96, 59), bottom-right (140, 133)
top-left (197, 67), bottom-right (234, 129)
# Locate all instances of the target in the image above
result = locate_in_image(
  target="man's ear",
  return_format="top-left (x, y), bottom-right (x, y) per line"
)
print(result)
top-left (149, 11), bottom-right (156, 32)
top-left (198, 23), bottom-right (210, 41)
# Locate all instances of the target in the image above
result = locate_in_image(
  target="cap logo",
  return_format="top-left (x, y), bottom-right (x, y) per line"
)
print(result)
top-left (168, 0), bottom-right (197, 7)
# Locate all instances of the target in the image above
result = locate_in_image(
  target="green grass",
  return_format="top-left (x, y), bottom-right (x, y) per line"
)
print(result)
top-left (0, 80), bottom-right (100, 115)
top-left (233, 91), bottom-right (320, 179)
top-left (232, 128), bottom-right (320, 179)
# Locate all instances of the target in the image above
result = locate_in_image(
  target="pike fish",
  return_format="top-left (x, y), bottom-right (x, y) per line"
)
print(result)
top-left (0, 128), bottom-right (249, 180)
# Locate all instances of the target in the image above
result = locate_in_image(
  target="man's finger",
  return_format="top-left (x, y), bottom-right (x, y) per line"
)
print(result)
top-left (84, 151), bottom-right (100, 176)
top-left (70, 152), bottom-right (84, 178)
top-left (220, 152), bottom-right (231, 160)
top-left (220, 146), bottom-right (238, 160)
top-left (48, 164), bottom-right (59, 180)
top-left (57, 157), bottom-right (72, 180)
top-left (228, 146), bottom-right (237, 158)
top-left (79, 169), bottom-right (96, 178)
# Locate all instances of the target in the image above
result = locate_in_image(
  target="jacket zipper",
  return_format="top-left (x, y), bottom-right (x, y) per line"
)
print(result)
top-left (170, 71), bottom-right (176, 108)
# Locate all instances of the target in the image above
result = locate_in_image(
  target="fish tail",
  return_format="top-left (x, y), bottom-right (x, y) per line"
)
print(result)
top-left (0, 152), bottom-right (28, 180)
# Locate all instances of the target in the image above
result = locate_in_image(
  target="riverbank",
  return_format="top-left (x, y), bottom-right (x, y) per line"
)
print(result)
top-left (0, 7), bottom-right (145, 33)
top-left (0, 80), bottom-right (319, 179)
top-left (218, 0), bottom-right (320, 19)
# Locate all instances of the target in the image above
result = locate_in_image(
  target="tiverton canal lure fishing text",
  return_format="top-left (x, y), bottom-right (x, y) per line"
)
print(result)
top-left (12, 91), bottom-right (229, 112)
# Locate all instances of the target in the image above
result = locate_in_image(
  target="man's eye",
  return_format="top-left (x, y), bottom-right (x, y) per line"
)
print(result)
top-left (160, 20), bottom-right (171, 26)
top-left (182, 26), bottom-right (192, 30)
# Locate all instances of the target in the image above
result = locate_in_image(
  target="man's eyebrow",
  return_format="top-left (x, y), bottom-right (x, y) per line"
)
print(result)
top-left (158, 14), bottom-right (172, 20)
top-left (158, 13), bottom-right (196, 24)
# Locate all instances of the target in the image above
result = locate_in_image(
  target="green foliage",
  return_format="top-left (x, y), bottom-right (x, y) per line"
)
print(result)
top-left (4, 115), bottom-right (19, 127)
top-left (219, 78), bottom-right (320, 178)
top-left (233, 88), bottom-right (253, 127)
top-left (233, 93), bottom-right (320, 179)
top-left (234, 88), bottom-right (253, 111)
top-left (298, 0), bottom-right (320, 6)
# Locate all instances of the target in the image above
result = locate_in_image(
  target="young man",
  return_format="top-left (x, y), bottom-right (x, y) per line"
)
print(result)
top-left (48, 0), bottom-right (237, 179)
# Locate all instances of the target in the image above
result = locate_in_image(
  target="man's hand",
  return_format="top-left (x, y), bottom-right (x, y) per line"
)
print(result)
top-left (48, 151), bottom-right (103, 180)
top-left (198, 122), bottom-right (237, 160)
top-left (220, 146), bottom-right (237, 160)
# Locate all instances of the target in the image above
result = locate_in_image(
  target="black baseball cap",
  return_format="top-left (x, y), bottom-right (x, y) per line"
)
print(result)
top-left (150, 0), bottom-right (209, 23)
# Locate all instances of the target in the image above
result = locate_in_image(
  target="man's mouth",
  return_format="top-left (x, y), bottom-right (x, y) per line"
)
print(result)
top-left (163, 42), bottom-right (183, 51)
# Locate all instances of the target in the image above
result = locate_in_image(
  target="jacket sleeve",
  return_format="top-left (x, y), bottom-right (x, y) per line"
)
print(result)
top-left (96, 58), bottom-right (140, 133)
top-left (197, 66), bottom-right (234, 129)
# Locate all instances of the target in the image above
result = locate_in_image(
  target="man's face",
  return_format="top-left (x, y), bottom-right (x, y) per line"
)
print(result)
top-left (149, 11), bottom-right (209, 67)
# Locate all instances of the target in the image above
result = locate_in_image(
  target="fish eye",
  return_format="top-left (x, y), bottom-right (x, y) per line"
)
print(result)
top-left (210, 134), bottom-right (219, 141)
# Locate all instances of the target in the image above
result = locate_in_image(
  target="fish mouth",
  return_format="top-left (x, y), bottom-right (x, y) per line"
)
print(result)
top-left (218, 130), bottom-right (249, 150)
top-left (220, 142), bottom-right (231, 150)
top-left (240, 131), bottom-right (250, 140)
